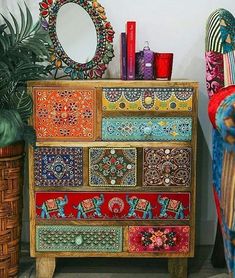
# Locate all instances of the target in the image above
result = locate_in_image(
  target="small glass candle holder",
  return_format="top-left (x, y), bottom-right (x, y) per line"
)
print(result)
top-left (154, 53), bottom-right (174, 80)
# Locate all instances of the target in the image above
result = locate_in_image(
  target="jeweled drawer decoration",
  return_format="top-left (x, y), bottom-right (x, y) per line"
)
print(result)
top-left (128, 226), bottom-right (190, 253)
top-left (34, 147), bottom-right (83, 187)
top-left (102, 87), bottom-right (193, 111)
top-left (34, 88), bottom-right (96, 140)
top-left (35, 192), bottom-right (190, 220)
top-left (36, 225), bottom-right (122, 252)
top-left (102, 117), bottom-right (192, 141)
top-left (143, 147), bottom-right (192, 187)
top-left (89, 148), bottom-right (137, 186)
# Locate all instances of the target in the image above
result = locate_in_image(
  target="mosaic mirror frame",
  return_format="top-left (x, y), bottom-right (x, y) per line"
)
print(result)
top-left (39, 0), bottom-right (115, 79)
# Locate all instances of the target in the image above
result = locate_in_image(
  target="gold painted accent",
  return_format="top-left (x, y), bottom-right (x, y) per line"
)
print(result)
top-left (158, 121), bottom-right (167, 126)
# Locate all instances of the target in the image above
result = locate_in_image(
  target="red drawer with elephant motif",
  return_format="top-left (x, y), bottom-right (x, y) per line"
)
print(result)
top-left (35, 192), bottom-right (190, 221)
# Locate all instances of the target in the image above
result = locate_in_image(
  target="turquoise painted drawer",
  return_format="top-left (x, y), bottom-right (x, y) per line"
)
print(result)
top-left (102, 117), bottom-right (192, 141)
top-left (36, 225), bottom-right (122, 252)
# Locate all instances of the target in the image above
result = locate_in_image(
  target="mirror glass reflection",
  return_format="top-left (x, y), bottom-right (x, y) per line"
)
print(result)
top-left (56, 3), bottom-right (97, 63)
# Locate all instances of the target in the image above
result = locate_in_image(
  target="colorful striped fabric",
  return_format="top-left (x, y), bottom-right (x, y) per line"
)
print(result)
top-left (206, 8), bottom-right (235, 54)
top-left (224, 51), bottom-right (235, 85)
top-left (206, 9), bottom-right (222, 53)
top-left (220, 150), bottom-right (235, 230)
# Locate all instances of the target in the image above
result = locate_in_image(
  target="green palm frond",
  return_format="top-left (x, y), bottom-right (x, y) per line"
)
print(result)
top-left (8, 89), bottom-right (33, 123)
top-left (0, 4), bottom-right (50, 59)
top-left (0, 3), bottom-right (50, 146)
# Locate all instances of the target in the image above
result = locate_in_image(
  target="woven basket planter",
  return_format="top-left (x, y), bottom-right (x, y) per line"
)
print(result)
top-left (0, 142), bottom-right (24, 278)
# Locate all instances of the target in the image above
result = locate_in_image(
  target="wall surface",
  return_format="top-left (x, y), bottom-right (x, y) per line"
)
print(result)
top-left (1, 0), bottom-right (235, 245)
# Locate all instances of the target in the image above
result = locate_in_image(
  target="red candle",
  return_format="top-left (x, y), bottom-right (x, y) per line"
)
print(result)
top-left (154, 53), bottom-right (173, 80)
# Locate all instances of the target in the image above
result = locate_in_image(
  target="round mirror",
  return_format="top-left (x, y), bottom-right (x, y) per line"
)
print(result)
top-left (56, 3), bottom-right (97, 63)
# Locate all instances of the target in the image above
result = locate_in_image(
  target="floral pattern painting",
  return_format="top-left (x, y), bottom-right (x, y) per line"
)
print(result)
top-left (128, 226), bottom-right (190, 253)
top-left (205, 51), bottom-right (224, 98)
top-left (143, 147), bottom-right (191, 186)
top-left (34, 88), bottom-right (96, 140)
top-left (34, 147), bottom-right (83, 186)
top-left (89, 148), bottom-right (137, 186)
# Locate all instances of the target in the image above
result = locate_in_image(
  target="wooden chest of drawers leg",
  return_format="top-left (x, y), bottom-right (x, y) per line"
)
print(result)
top-left (168, 258), bottom-right (188, 278)
top-left (36, 257), bottom-right (56, 278)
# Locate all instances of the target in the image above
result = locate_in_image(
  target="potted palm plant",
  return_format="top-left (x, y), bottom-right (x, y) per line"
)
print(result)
top-left (0, 4), bottom-right (49, 277)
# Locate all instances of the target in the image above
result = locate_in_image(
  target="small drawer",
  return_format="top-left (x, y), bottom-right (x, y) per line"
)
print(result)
top-left (102, 117), bottom-right (192, 141)
top-left (89, 148), bottom-right (137, 186)
top-left (128, 226), bottom-right (190, 253)
top-left (35, 192), bottom-right (190, 221)
top-left (143, 147), bottom-right (192, 187)
top-left (33, 87), bottom-right (96, 141)
top-left (36, 225), bottom-right (122, 252)
top-left (102, 87), bottom-right (193, 111)
top-left (34, 147), bottom-right (83, 187)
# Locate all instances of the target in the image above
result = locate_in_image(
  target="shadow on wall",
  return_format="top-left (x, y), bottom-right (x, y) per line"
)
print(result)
top-left (196, 121), bottom-right (216, 245)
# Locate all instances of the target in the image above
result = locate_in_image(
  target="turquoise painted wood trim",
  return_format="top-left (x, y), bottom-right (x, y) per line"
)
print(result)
top-left (36, 225), bottom-right (122, 252)
top-left (102, 117), bottom-right (192, 141)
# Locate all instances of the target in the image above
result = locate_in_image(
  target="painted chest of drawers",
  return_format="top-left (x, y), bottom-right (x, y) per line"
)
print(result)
top-left (28, 80), bottom-right (198, 278)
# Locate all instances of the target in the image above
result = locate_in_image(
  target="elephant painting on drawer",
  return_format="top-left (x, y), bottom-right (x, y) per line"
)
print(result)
top-left (73, 194), bottom-right (104, 219)
top-left (37, 195), bottom-right (68, 219)
top-left (126, 195), bottom-right (153, 219)
top-left (158, 195), bottom-right (187, 219)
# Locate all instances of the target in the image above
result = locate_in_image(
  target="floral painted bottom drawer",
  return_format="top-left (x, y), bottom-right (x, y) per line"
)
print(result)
top-left (36, 225), bottom-right (122, 252)
top-left (102, 117), bottom-right (192, 141)
top-left (128, 226), bottom-right (190, 253)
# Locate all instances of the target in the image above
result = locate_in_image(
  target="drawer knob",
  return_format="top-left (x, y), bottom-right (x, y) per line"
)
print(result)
top-left (144, 96), bottom-right (153, 105)
top-left (75, 235), bottom-right (83, 246)
top-left (143, 126), bottom-right (152, 135)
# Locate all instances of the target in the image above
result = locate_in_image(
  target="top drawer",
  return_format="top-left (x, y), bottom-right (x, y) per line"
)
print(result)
top-left (102, 87), bottom-right (194, 112)
top-left (33, 87), bottom-right (96, 141)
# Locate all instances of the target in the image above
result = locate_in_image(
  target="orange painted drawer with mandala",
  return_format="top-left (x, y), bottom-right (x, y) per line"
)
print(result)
top-left (33, 87), bottom-right (97, 141)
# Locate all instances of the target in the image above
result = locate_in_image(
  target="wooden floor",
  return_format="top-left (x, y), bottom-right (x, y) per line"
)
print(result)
top-left (19, 245), bottom-right (228, 278)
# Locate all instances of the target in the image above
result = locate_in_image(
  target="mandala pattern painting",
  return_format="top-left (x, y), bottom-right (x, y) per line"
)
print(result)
top-left (128, 226), bottom-right (190, 253)
top-left (143, 147), bottom-right (192, 186)
top-left (102, 117), bottom-right (192, 141)
top-left (34, 147), bottom-right (83, 187)
top-left (89, 148), bottom-right (137, 186)
top-left (103, 87), bottom-right (193, 111)
top-left (34, 88), bottom-right (96, 140)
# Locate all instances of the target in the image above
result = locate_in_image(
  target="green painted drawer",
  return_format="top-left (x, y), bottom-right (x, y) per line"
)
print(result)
top-left (36, 225), bottom-right (122, 252)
